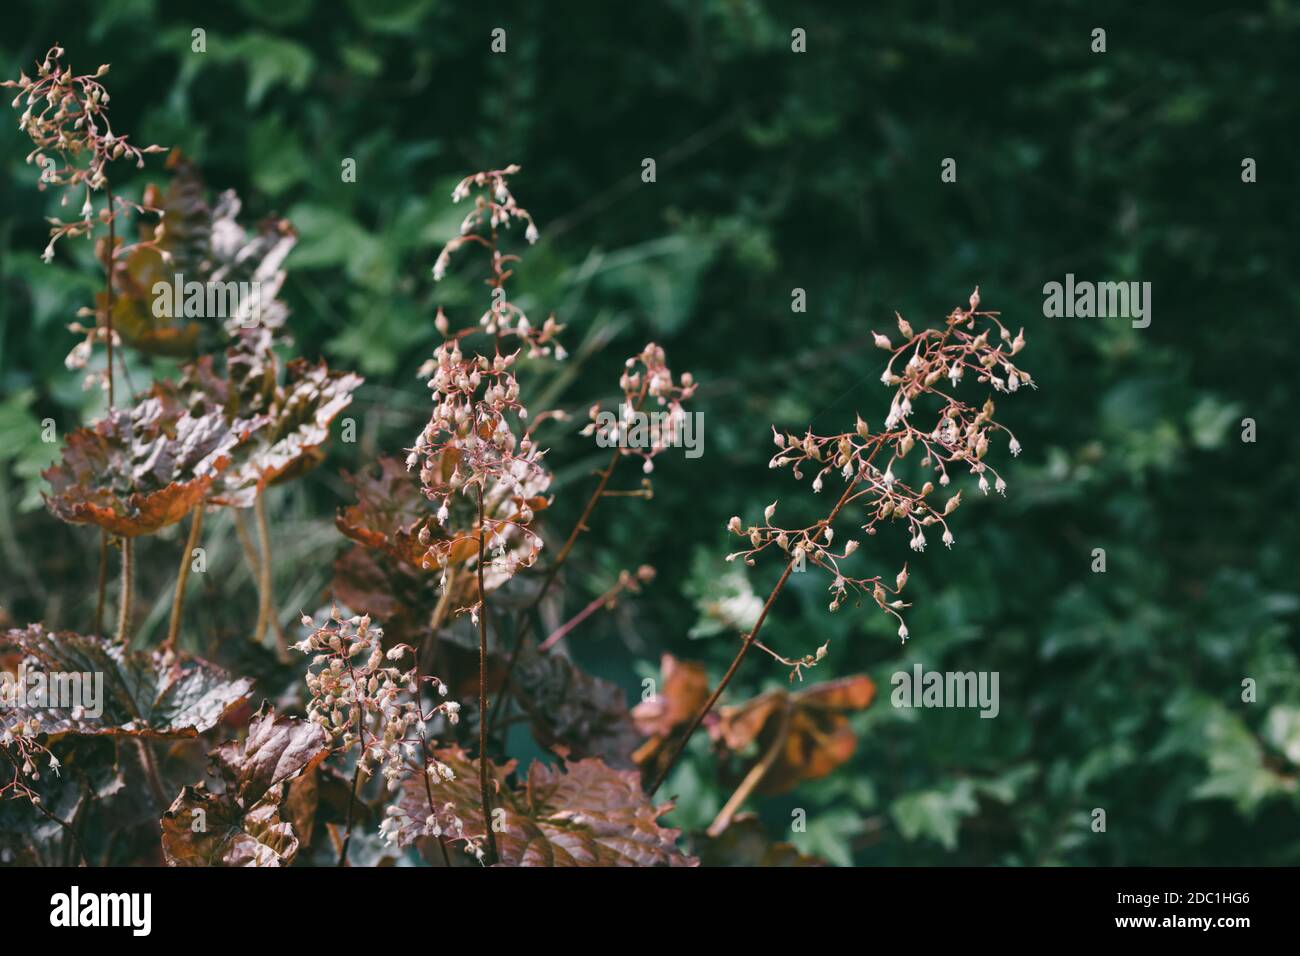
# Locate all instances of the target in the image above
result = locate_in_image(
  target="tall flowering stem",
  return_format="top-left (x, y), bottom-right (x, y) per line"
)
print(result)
top-left (5, 48), bottom-right (164, 638)
top-left (648, 290), bottom-right (1032, 793)
top-left (489, 344), bottom-right (696, 733)
top-left (3, 46), bottom-right (166, 400)
top-left (293, 608), bottom-right (464, 864)
top-left (416, 166), bottom-right (561, 860)
top-left (475, 484), bottom-right (498, 864)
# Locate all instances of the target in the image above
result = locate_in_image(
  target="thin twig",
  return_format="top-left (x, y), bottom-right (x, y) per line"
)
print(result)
top-left (337, 707), bottom-right (364, 867)
top-left (646, 478), bottom-right (863, 794)
top-left (536, 572), bottom-right (638, 654)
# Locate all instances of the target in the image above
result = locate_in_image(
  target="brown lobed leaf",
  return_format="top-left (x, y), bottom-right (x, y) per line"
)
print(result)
top-left (4, 624), bottom-right (253, 739)
top-left (101, 150), bottom-right (298, 358)
top-left (330, 545), bottom-right (436, 645)
top-left (336, 456), bottom-right (432, 566)
top-left (632, 653), bottom-right (711, 739)
top-left (631, 654), bottom-right (711, 778)
top-left (102, 152), bottom-right (212, 357)
top-left (710, 674), bottom-right (876, 795)
top-left (390, 748), bottom-right (696, 866)
top-left (161, 785), bottom-right (300, 866)
top-left (160, 705), bottom-right (328, 867)
top-left (210, 353), bottom-right (362, 507)
top-left (42, 387), bottom-right (246, 536)
top-left (211, 703), bottom-right (330, 807)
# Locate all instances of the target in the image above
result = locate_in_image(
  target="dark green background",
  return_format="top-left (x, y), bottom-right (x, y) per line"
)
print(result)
top-left (1, 0), bottom-right (1297, 865)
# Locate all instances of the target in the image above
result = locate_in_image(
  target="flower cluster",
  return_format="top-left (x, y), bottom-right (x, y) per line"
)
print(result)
top-left (580, 342), bottom-right (698, 474)
top-left (410, 167), bottom-right (570, 620)
top-left (431, 165), bottom-right (563, 358)
top-left (408, 342), bottom-right (552, 611)
top-left (727, 289), bottom-right (1031, 655)
top-left (3, 46), bottom-right (164, 262)
top-left (0, 709), bottom-right (59, 805)
top-left (294, 606), bottom-right (460, 790)
top-left (379, 789), bottom-right (484, 861)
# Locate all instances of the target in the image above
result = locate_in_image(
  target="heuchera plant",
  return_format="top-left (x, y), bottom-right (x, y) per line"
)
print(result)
top-left (1, 47), bottom-right (1033, 869)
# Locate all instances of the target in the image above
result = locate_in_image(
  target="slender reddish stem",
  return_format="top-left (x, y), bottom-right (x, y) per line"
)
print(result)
top-left (337, 705), bottom-right (365, 867)
top-left (646, 477), bottom-right (863, 794)
top-left (488, 425), bottom-right (635, 733)
top-left (104, 186), bottom-right (116, 408)
top-left (537, 574), bottom-right (635, 654)
top-left (476, 483), bottom-right (499, 865)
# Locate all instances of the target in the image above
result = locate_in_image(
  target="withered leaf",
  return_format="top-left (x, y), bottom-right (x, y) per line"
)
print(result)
top-left (4, 625), bottom-right (253, 739)
top-left (632, 654), bottom-right (711, 778)
top-left (632, 653), bottom-right (711, 739)
top-left (207, 190), bottom-right (296, 338)
top-left (102, 151), bottom-right (297, 357)
top-left (102, 152), bottom-right (211, 357)
top-left (283, 770), bottom-right (320, 848)
top-left (392, 748), bottom-right (696, 866)
top-left (711, 674), bottom-right (876, 795)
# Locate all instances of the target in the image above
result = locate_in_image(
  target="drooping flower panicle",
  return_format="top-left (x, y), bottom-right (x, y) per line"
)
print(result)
top-left (728, 290), bottom-right (1031, 660)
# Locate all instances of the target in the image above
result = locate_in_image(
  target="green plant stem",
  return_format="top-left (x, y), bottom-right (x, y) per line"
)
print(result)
top-left (252, 492), bottom-right (274, 649)
top-left (115, 537), bottom-right (133, 645)
top-left (164, 505), bottom-right (203, 653)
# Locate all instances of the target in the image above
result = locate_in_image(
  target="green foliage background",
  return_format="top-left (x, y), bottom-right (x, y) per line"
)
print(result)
top-left (1, 0), bottom-right (1297, 865)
